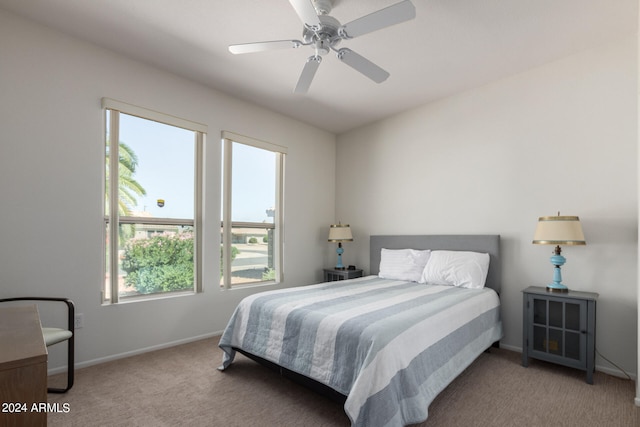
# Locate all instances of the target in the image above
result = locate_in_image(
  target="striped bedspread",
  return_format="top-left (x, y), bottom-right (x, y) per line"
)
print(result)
top-left (218, 275), bottom-right (502, 427)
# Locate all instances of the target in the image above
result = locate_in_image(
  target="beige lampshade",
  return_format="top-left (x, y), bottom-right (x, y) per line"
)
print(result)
top-left (328, 223), bottom-right (353, 242)
top-left (532, 215), bottom-right (586, 245)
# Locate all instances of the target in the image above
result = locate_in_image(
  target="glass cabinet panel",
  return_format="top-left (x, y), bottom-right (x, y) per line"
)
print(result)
top-left (533, 299), bottom-right (546, 324)
top-left (549, 300), bottom-right (563, 327)
top-left (565, 332), bottom-right (580, 360)
top-left (533, 326), bottom-right (546, 352)
top-left (565, 303), bottom-right (580, 331)
top-left (548, 329), bottom-right (563, 356)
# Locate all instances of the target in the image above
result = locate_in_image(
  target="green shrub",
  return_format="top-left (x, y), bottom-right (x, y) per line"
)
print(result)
top-left (122, 233), bottom-right (241, 294)
top-left (220, 245), bottom-right (240, 274)
top-left (262, 268), bottom-right (275, 281)
top-left (248, 237), bottom-right (258, 244)
top-left (122, 232), bottom-right (194, 294)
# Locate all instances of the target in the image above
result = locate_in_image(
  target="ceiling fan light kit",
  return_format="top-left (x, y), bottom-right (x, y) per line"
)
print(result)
top-left (229, 0), bottom-right (416, 93)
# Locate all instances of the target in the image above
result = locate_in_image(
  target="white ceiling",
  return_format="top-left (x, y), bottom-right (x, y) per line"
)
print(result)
top-left (0, 0), bottom-right (637, 134)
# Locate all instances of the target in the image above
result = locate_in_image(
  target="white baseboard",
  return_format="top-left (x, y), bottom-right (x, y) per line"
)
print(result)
top-left (51, 336), bottom-right (638, 388)
top-left (497, 343), bottom-right (520, 352)
top-left (47, 331), bottom-right (223, 375)
top-left (491, 343), bottom-right (637, 381)
top-left (596, 364), bottom-right (637, 381)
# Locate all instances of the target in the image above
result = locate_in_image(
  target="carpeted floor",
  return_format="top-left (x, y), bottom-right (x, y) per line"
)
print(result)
top-left (47, 336), bottom-right (639, 426)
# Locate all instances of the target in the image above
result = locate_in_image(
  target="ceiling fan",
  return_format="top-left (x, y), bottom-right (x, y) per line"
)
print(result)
top-left (228, 0), bottom-right (416, 93)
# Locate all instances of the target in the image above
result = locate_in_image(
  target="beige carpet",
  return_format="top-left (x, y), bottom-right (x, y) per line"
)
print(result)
top-left (47, 336), bottom-right (639, 426)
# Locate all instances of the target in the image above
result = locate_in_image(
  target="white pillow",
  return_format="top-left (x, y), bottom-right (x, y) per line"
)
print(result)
top-left (420, 250), bottom-right (490, 289)
top-left (378, 248), bottom-right (431, 282)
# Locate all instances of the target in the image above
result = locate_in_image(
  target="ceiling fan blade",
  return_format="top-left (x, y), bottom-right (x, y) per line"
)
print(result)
top-left (229, 40), bottom-right (304, 54)
top-left (294, 56), bottom-right (322, 94)
top-left (340, 0), bottom-right (416, 39)
top-left (289, 0), bottom-right (322, 29)
top-left (337, 48), bottom-right (389, 83)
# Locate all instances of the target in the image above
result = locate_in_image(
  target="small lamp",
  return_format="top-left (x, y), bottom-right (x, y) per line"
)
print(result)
top-left (328, 223), bottom-right (353, 270)
top-left (532, 213), bottom-right (586, 292)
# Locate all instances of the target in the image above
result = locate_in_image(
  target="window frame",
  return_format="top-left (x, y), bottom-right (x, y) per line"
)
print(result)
top-left (221, 131), bottom-right (286, 289)
top-left (102, 98), bottom-right (206, 304)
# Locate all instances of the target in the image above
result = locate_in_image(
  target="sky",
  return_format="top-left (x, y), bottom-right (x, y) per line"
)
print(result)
top-left (229, 141), bottom-right (276, 222)
top-left (114, 113), bottom-right (275, 222)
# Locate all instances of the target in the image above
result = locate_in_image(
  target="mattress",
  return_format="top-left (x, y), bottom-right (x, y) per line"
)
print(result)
top-left (218, 275), bottom-right (502, 427)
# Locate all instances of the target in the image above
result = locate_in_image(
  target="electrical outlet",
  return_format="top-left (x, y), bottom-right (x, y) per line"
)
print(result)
top-left (74, 313), bottom-right (84, 329)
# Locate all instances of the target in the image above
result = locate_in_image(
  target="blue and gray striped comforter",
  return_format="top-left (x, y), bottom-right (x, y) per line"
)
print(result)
top-left (218, 275), bottom-right (502, 427)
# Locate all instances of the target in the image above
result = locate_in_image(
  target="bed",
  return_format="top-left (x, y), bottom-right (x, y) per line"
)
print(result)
top-left (218, 235), bottom-right (502, 427)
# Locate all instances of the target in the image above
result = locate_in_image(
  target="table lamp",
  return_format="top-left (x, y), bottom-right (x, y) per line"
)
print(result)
top-left (328, 223), bottom-right (353, 270)
top-left (532, 213), bottom-right (586, 292)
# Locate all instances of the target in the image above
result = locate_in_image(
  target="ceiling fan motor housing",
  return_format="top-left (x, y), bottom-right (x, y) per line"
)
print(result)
top-left (303, 14), bottom-right (341, 55)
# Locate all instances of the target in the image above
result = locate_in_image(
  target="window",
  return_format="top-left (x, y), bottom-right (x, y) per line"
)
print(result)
top-left (221, 131), bottom-right (285, 288)
top-left (103, 98), bottom-right (206, 303)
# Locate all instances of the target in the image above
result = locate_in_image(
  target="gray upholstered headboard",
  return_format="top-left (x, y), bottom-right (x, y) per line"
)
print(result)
top-left (370, 235), bottom-right (501, 294)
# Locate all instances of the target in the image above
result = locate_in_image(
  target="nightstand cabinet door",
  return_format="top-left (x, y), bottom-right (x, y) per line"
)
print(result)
top-left (529, 296), bottom-right (586, 367)
top-left (522, 286), bottom-right (597, 384)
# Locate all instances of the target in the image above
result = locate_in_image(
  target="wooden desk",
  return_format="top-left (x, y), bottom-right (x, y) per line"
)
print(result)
top-left (0, 305), bottom-right (48, 426)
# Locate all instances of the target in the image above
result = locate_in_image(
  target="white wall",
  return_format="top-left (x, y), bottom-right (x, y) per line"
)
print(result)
top-left (636, 1), bottom-right (640, 405)
top-left (336, 36), bottom-right (638, 377)
top-left (0, 10), bottom-right (336, 370)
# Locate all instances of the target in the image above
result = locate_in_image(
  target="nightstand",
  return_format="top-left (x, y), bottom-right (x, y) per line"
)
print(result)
top-left (323, 268), bottom-right (363, 282)
top-left (522, 286), bottom-right (597, 384)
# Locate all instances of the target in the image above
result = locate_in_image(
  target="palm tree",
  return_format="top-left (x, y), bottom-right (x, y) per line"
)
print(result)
top-left (105, 139), bottom-right (146, 216)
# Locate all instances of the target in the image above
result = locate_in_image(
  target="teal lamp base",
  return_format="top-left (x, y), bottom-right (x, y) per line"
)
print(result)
top-left (546, 251), bottom-right (569, 293)
top-left (335, 243), bottom-right (345, 270)
top-left (546, 281), bottom-right (569, 293)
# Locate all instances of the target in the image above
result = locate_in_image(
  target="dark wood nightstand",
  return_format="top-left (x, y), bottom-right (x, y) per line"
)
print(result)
top-left (522, 286), bottom-right (597, 384)
top-left (323, 268), bottom-right (363, 282)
